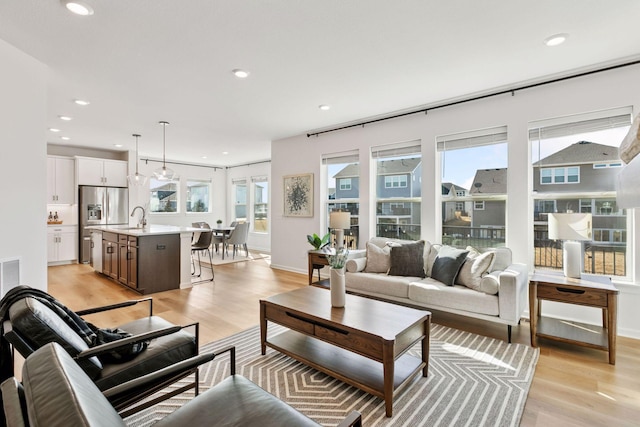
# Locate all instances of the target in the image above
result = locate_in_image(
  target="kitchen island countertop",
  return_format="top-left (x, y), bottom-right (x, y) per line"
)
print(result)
top-left (85, 224), bottom-right (200, 237)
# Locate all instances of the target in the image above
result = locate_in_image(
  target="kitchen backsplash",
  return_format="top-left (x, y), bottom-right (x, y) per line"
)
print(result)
top-left (46, 205), bottom-right (77, 225)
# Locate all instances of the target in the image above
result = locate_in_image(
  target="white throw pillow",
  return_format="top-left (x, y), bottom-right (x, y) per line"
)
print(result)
top-left (479, 271), bottom-right (501, 295)
top-left (364, 242), bottom-right (391, 273)
top-left (456, 248), bottom-right (495, 292)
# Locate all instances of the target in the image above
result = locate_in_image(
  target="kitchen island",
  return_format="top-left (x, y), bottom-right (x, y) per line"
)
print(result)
top-left (86, 225), bottom-right (200, 294)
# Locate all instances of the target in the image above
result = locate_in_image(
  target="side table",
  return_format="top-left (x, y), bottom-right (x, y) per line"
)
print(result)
top-left (529, 271), bottom-right (618, 364)
top-left (307, 250), bottom-right (330, 287)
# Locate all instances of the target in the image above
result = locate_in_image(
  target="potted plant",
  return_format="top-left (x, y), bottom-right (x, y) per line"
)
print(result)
top-left (306, 233), bottom-right (330, 251)
top-left (216, 219), bottom-right (223, 225)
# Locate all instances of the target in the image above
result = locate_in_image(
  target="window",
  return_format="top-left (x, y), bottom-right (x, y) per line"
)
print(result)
top-left (252, 176), bottom-right (268, 233)
top-left (373, 141), bottom-right (421, 241)
top-left (323, 151), bottom-right (359, 248)
top-left (540, 167), bottom-right (580, 184)
top-left (384, 175), bottom-right (407, 188)
top-left (530, 106), bottom-right (632, 277)
top-left (233, 179), bottom-right (247, 222)
top-left (438, 126), bottom-right (508, 248)
top-left (186, 179), bottom-right (210, 212)
top-left (338, 178), bottom-right (352, 190)
top-left (150, 178), bottom-right (178, 213)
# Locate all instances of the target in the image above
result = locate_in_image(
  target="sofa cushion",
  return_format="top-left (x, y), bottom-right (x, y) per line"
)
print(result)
top-left (364, 242), bottom-right (391, 273)
top-left (388, 240), bottom-right (426, 278)
top-left (487, 247), bottom-right (512, 272)
top-left (456, 248), bottom-right (494, 291)
top-left (430, 246), bottom-right (468, 286)
top-left (408, 279), bottom-right (499, 316)
top-left (345, 272), bottom-right (411, 299)
top-left (345, 257), bottom-right (366, 273)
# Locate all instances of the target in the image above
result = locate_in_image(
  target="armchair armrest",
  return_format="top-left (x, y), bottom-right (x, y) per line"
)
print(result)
top-left (337, 410), bottom-right (362, 427)
top-left (76, 297), bottom-right (153, 317)
top-left (76, 325), bottom-right (182, 359)
top-left (497, 263), bottom-right (528, 324)
top-left (103, 346), bottom-right (236, 399)
top-left (346, 249), bottom-right (366, 260)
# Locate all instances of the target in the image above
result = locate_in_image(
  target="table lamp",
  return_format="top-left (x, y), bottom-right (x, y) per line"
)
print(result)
top-left (548, 213), bottom-right (592, 278)
top-left (329, 211), bottom-right (351, 250)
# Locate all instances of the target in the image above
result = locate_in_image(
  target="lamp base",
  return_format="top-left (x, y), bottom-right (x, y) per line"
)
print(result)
top-left (563, 240), bottom-right (582, 279)
top-left (334, 229), bottom-right (344, 250)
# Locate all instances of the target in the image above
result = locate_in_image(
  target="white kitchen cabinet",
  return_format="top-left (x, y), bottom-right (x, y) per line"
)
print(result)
top-left (47, 156), bottom-right (75, 204)
top-left (48, 226), bottom-right (78, 263)
top-left (76, 157), bottom-right (128, 187)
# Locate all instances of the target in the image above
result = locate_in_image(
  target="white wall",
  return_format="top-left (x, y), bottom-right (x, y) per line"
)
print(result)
top-left (0, 39), bottom-right (47, 294)
top-left (271, 64), bottom-right (640, 338)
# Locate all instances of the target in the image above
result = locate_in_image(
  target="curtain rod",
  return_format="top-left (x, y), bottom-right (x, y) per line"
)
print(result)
top-left (141, 158), bottom-right (222, 171)
top-left (226, 159), bottom-right (271, 169)
top-left (307, 58), bottom-right (640, 138)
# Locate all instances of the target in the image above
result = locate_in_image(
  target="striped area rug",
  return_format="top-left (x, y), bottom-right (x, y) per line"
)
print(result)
top-left (125, 323), bottom-right (538, 427)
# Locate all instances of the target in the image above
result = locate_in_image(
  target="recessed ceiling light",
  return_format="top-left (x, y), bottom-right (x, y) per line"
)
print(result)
top-left (232, 69), bottom-right (250, 79)
top-left (114, 144), bottom-right (123, 148)
top-left (201, 156), bottom-right (207, 159)
top-left (319, 104), bottom-right (331, 111)
top-left (61, 1), bottom-right (94, 16)
top-left (222, 151), bottom-right (229, 155)
top-left (544, 33), bottom-right (568, 47)
top-left (49, 128), bottom-right (61, 132)
top-left (60, 136), bottom-right (71, 141)
top-left (58, 115), bottom-right (72, 121)
top-left (74, 99), bottom-right (90, 106)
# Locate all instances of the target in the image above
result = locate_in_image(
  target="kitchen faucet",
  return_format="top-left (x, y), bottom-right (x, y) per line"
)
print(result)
top-left (131, 206), bottom-right (147, 228)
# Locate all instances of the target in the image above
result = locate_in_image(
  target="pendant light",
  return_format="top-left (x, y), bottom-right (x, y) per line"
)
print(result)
top-left (153, 121), bottom-right (176, 181)
top-left (127, 133), bottom-right (148, 186)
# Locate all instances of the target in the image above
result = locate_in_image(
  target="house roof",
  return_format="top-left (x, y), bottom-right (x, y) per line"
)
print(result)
top-left (376, 158), bottom-right (421, 175)
top-left (470, 168), bottom-right (507, 194)
top-left (533, 141), bottom-right (620, 166)
top-left (333, 163), bottom-right (360, 178)
top-left (442, 182), bottom-right (467, 195)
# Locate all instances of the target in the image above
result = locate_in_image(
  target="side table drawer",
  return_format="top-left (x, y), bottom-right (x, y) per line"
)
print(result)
top-left (537, 285), bottom-right (607, 307)
top-left (264, 305), bottom-right (315, 335)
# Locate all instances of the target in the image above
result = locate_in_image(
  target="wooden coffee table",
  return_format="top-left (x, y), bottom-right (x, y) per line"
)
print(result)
top-left (260, 287), bottom-right (431, 417)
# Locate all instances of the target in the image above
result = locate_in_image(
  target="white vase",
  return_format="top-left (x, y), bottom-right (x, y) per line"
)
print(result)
top-left (330, 267), bottom-right (346, 308)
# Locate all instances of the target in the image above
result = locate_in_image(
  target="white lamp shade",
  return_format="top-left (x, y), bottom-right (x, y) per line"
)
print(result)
top-left (329, 211), bottom-right (351, 229)
top-left (548, 213), bottom-right (592, 241)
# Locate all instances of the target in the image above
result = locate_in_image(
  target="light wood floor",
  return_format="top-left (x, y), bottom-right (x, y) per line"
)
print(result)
top-left (47, 259), bottom-right (640, 427)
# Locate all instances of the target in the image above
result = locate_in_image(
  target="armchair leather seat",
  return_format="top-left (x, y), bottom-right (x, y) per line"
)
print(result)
top-left (154, 375), bottom-right (320, 427)
top-left (95, 316), bottom-right (195, 390)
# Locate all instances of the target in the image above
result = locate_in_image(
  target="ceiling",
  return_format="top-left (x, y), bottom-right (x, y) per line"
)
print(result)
top-left (2, 1), bottom-right (640, 167)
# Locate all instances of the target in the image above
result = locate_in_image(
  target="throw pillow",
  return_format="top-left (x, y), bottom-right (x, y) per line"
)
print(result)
top-left (430, 246), bottom-right (469, 286)
top-left (479, 271), bottom-right (501, 295)
top-left (388, 240), bottom-right (426, 278)
top-left (364, 242), bottom-right (391, 273)
top-left (456, 250), bottom-right (495, 291)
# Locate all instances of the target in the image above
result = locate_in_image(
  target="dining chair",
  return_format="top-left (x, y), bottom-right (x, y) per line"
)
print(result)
top-left (224, 222), bottom-right (250, 259)
top-left (191, 222), bottom-right (214, 281)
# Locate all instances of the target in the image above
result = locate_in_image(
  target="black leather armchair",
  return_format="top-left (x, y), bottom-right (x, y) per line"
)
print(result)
top-left (1, 342), bottom-right (363, 427)
top-left (2, 292), bottom-right (212, 417)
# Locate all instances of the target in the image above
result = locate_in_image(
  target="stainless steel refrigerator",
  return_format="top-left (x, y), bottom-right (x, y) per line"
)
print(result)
top-left (79, 186), bottom-right (129, 264)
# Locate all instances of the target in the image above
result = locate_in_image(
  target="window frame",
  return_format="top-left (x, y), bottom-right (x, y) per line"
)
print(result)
top-left (185, 179), bottom-right (211, 213)
top-left (384, 174), bottom-right (408, 188)
top-left (149, 177), bottom-right (180, 214)
top-left (540, 167), bottom-right (580, 184)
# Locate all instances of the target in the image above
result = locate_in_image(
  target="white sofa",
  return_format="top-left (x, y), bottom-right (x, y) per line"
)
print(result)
top-left (345, 237), bottom-right (528, 342)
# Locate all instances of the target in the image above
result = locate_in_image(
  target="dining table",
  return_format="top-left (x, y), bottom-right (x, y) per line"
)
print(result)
top-left (211, 226), bottom-right (234, 259)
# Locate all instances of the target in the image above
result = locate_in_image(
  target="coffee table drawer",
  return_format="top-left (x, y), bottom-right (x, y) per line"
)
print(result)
top-left (265, 305), bottom-right (314, 335)
top-left (537, 284), bottom-right (607, 307)
top-left (315, 324), bottom-right (382, 359)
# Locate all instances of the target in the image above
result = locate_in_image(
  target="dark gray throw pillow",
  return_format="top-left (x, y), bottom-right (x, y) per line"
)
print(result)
top-left (388, 240), bottom-right (426, 278)
top-left (430, 246), bottom-right (469, 286)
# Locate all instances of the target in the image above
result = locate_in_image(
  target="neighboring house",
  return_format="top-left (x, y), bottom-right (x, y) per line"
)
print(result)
top-left (333, 163), bottom-right (359, 206)
top-left (533, 141), bottom-right (625, 244)
top-left (469, 168), bottom-right (507, 234)
top-left (441, 182), bottom-right (471, 223)
top-left (374, 158), bottom-right (422, 227)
